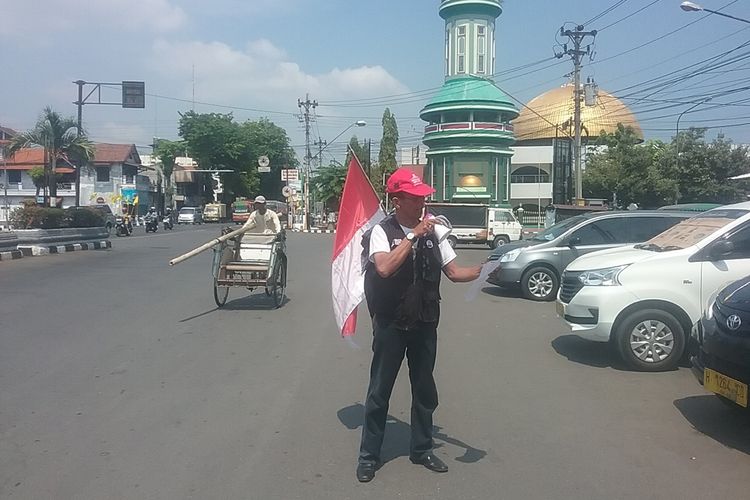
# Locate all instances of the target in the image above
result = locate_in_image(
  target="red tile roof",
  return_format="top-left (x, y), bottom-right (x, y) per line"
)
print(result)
top-left (4, 148), bottom-right (45, 167)
top-left (92, 143), bottom-right (140, 165)
top-left (3, 143), bottom-right (140, 170)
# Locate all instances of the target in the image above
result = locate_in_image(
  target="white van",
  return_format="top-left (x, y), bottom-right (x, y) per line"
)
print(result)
top-left (426, 203), bottom-right (522, 249)
top-left (557, 202), bottom-right (750, 371)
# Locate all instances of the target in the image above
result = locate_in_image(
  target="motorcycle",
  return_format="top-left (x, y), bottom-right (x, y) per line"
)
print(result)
top-left (145, 213), bottom-right (159, 233)
top-left (163, 214), bottom-right (174, 230)
top-left (115, 216), bottom-right (133, 237)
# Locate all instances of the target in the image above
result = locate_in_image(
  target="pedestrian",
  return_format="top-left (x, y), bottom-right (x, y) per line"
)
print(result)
top-left (356, 168), bottom-right (482, 483)
top-left (242, 195), bottom-right (281, 234)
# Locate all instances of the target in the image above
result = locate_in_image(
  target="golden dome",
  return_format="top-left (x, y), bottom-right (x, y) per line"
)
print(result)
top-left (513, 84), bottom-right (643, 143)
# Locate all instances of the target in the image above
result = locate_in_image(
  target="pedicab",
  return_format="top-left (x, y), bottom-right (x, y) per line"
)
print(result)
top-left (169, 226), bottom-right (287, 308)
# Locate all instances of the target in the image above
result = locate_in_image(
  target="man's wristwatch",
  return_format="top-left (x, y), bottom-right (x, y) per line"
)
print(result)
top-left (406, 232), bottom-right (416, 242)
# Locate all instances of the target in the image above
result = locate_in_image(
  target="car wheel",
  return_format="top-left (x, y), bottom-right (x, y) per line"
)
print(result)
top-left (447, 236), bottom-right (458, 249)
top-left (490, 235), bottom-right (510, 249)
top-left (615, 308), bottom-right (685, 371)
top-left (521, 266), bottom-right (558, 302)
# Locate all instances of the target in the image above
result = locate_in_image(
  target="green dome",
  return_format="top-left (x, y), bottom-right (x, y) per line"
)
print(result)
top-left (440, 0), bottom-right (502, 19)
top-left (420, 76), bottom-right (519, 120)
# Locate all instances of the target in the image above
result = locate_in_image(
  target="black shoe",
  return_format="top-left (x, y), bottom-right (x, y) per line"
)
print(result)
top-left (410, 453), bottom-right (448, 473)
top-left (356, 462), bottom-right (376, 483)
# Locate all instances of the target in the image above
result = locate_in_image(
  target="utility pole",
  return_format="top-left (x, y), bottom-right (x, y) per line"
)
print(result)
top-left (298, 94), bottom-right (317, 229)
top-left (314, 138), bottom-right (327, 169)
top-left (74, 80), bottom-right (84, 206)
top-left (559, 25), bottom-right (596, 203)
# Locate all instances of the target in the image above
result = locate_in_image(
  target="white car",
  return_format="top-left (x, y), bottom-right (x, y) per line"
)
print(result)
top-left (557, 202), bottom-right (750, 371)
top-left (178, 207), bottom-right (203, 224)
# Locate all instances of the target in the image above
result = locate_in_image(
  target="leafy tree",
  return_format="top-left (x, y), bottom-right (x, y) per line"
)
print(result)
top-left (239, 118), bottom-right (297, 200)
top-left (344, 136), bottom-right (367, 168)
top-left (378, 108), bottom-right (399, 176)
top-left (7, 107), bottom-right (94, 204)
top-left (667, 129), bottom-right (750, 204)
top-left (28, 166), bottom-right (47, 196)
top-left (178, 112), bottom-right (297, 204)
top-left (154, 139), bottom-right (184, 207)
top-left (583, 124), bottom-right (750, 207)
top-left (312, 161), bottom-right (349, 209)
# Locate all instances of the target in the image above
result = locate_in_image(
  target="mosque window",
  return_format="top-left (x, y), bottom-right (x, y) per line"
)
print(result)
top-left (457, 25), bottom-right (466, 73)
top-left (445, 28), bottom-right (450, 75)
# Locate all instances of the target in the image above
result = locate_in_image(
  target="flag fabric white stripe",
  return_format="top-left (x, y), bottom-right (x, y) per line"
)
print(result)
top-left (331, 214), bottom-right (384, 334)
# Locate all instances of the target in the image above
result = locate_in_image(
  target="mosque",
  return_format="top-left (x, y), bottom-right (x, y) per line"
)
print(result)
top-left (421, 0), bottom-right (642, 216)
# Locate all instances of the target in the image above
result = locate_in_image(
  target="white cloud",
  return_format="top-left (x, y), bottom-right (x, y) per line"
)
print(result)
top-left (0, 0), bottom-right (187, 40)
top-left (149, 38), bottom-right (409, 109)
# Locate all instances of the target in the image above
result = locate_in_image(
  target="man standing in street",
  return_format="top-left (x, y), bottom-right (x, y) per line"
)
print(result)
top-left (242, 196), bottom-right (281, 234)
top-left (356, 168), bottom-right (481, 483)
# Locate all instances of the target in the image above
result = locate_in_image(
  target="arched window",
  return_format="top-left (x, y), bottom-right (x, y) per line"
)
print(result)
top-left (511, 166), bottom-right (550, 184)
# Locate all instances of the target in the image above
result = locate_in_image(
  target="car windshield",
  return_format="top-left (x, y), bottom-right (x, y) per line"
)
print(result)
top-left (636, 209), bottom-right (749, 252)
top-left (530, 215), bottom-right (588, 241)
top-left (180, 208), bottom-right (195, 214)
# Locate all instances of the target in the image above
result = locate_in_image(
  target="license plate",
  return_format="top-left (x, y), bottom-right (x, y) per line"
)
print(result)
top-left (556, 301), bottom-right (564, 317)
top-left (704, 368), bottom-right (748, 407)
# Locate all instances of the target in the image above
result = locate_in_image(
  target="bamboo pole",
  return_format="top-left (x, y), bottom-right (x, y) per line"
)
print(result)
top-left (169, 225), bottom-right (249, 266)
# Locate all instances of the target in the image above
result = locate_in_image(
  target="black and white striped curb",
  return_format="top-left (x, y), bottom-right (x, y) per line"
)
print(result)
top-left (0, 249), bottom-right (23, 261)
top-left (18, 240), bottom-right (112, 256)
top-left (291, 228), bottom-right (336, 234)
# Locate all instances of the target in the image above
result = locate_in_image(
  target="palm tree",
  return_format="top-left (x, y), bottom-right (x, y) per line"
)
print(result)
top-left (7, 107), bottom-right (94, 205)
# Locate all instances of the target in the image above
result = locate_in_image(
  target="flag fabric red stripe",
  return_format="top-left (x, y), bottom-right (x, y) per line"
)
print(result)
top-left (331, 155), bottom-right (385, 337)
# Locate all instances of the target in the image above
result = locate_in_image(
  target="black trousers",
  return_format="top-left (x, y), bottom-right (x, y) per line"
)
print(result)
top-left (358, 316), bottom-right (438, 465)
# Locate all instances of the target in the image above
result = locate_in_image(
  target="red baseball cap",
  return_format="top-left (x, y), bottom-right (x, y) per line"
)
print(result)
top-left (386, 168), bottom-right (435, 196)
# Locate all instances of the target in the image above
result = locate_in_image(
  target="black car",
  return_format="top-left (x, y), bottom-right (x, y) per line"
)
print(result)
top-left (691, 276), bottom-right (750, 411)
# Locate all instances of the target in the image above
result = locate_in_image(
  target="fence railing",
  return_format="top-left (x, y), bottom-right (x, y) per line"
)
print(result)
top-left (515, 210), bottom-right (545, 227)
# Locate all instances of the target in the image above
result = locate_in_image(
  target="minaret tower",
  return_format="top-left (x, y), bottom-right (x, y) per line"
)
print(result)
top-left (421, 0), bottom-right (518, 204)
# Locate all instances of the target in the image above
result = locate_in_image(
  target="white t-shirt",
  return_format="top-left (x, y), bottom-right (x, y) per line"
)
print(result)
top-left (369, 223), bottom-right (456, 267)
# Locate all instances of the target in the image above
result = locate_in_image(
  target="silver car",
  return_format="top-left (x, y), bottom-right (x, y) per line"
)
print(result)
top-left (486, 211), bottom-right (691, 301)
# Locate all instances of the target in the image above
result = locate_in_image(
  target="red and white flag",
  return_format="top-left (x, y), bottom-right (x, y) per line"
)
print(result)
top-left (331, 155), bottom-right (385, 337)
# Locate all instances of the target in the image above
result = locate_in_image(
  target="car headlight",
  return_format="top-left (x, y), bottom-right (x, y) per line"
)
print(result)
top-left (499, 248), bottom-right (522, 263)
top-left (578, 265), bottom-right (628, 286)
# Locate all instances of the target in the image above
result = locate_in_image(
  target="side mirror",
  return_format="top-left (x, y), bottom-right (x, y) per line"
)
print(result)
top-left (568, 236), bottom-right (581, 247)
top-left (709, 239), bottom-right (734, 260)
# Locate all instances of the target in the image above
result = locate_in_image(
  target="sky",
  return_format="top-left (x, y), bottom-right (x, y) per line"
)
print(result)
top-left (3, 0), bottom-right (750, 166)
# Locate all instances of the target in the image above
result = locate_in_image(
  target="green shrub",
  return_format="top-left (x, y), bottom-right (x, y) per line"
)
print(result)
top-left (65, 207), bottom-right (105, 228)
top-left (10, 206), bottom-right (67, 229)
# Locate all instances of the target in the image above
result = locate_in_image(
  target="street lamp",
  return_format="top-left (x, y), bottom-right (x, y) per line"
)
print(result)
top-left (303, 120), bottom-right (366, 229)
top-left (680, 1), bottom-right (750, 24)
top-left (674, 97), bottom-right (712, 202)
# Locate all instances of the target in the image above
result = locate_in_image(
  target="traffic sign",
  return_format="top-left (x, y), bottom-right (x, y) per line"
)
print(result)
top-left (281, 185), bottom-right (293, 198)
top-left (258, 166), bottom-right (271, 173)
top-left (281, 169), bottom-right (299, 181)
top-left (122, 81), bottom-right (145, 108)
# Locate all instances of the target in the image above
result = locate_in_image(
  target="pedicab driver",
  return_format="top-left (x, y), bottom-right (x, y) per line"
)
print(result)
top-left (242, 196), bottom-right (281, 234)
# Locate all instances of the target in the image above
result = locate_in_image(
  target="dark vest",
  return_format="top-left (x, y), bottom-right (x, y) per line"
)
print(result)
top-left (363, 215), bottom-right (443, 327)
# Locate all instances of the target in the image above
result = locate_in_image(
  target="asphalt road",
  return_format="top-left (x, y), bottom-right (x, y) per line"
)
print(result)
top-left (1, 228), bottom-right (748, 499)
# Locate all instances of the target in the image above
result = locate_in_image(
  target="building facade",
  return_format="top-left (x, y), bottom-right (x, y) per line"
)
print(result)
top-left (421, 0), bottom-right (519, 205)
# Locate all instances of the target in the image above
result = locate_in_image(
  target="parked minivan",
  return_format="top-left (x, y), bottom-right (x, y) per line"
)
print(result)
top-left (557, 202), bottom-right (750, 371)
top-left (486, 210), bottom-right (691, 301)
